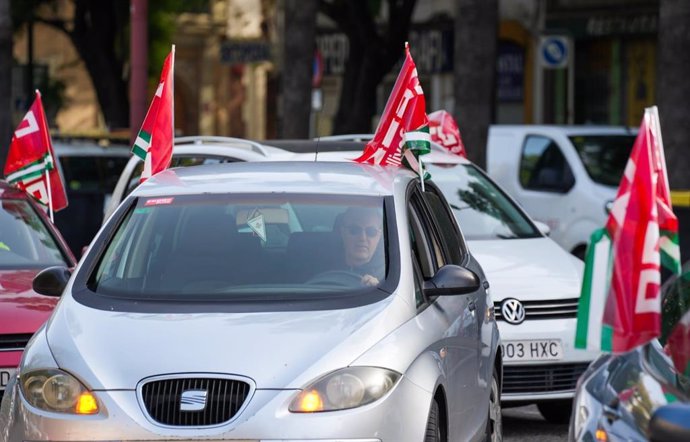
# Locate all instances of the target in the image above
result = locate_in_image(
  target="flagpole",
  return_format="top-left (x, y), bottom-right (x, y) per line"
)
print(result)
top-left (171, 44), bottom-right (175, 148)
top-left (419, 156), bottom-right (425, 192)
top-left (36, 89), bottom-right (55, 222)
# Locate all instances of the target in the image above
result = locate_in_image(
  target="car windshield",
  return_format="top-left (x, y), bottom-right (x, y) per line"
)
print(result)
top-left (0, 199), bottom-right (68, 269)
top-left (426, 163), bottom-right (540, 240)
top-left (569, 135), bottom-right (636, 187)
top-left (89, 193), bottom-right (389, 299)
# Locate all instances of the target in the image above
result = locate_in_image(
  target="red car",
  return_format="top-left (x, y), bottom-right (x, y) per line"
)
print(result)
top-left (0, 181), bottom-right (76, 401)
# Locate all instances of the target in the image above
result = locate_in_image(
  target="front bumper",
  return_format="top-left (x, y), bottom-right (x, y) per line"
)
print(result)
top-left (1, 375), bottom-right (431, 442)
top-left (497, 318), bottom-right (600, 402)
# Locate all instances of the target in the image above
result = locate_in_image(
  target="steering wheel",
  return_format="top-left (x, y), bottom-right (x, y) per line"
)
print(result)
top-left (306, 270), bottom-right (362, 287)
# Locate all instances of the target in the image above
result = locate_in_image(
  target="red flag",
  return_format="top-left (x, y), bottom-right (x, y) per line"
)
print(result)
top-left (132, 45), bottom-right (175, 182)
top-left (355, 43), bottom-right (429, 167)
top-left (602, 107), bottom-right (680, 352)
top-left (3, 90), bottom-right (68, 213)
top-left (428, 110), bottom-right (466, 157)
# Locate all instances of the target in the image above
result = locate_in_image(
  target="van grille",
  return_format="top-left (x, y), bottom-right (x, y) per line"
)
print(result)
top-left (141, 377), bottom-right (251, 426)
top-left (495, 298), bottom-right (579, 321)
top-left (0, 334), bottom-right (33, 351)
top-left (502, 363), bottom-right (590, 394)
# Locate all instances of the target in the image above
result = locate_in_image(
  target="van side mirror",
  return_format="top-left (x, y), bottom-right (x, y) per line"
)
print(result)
top-left (649, 403), bottom-right (690, 442)
top-left (424, 265), bottom-right (479, 296)
top-left (33, 266), bottom-right (72, 297)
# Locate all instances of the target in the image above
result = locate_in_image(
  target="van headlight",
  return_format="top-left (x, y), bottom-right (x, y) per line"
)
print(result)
top-left (289, 367), bottom-right (401, 412)
top-left (20, 369), bottom-right (99, 414)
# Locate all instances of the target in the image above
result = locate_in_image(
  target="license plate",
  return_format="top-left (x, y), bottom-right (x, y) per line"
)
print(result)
top-left (501, 339), bottom-right (563, 362)
top-left (1, 368), bottom-right (17, 391)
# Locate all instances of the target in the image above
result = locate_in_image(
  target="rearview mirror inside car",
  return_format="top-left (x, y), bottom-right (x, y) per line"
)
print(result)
top-left (33, 266), bottom-right (72, 297)
top-left (424, 265), bottom-right (480, 297)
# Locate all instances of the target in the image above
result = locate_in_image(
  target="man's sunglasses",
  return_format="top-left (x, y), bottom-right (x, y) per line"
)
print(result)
top-left (344, 225), bottom-right (381, 238)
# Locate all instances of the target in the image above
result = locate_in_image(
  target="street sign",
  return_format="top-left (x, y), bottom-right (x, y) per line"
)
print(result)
top-left (220, 40), bottom-right (271, 65)
top-left (539, 36), bottom-right (570, 69)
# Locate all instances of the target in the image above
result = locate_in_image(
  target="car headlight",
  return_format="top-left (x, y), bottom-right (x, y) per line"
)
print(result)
top-left (289, 367), bottom-right (401, 412)
top-left (20, 369), bottom-right (99, 414)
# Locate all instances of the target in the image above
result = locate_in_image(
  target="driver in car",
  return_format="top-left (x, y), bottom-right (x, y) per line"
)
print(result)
top-left (338, 207), bottom-right (385, 287)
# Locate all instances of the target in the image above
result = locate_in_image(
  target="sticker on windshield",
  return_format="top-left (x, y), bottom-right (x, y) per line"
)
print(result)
top-left (247, 212), bottom-right (267, 242)
top-left (144, 197), bottom-right (174, 206)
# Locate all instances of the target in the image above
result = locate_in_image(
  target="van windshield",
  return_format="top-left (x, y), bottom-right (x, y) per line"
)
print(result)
top-left (569, 135), bottom-right (636, 187)
top-left (88, 193), bottom-right (390, 299)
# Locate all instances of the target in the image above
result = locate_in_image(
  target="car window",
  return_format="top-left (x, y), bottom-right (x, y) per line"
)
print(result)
top-left (660, 262), bottom-right (690, 345)
top-left (125, 155), bottom-right (242, 197)
top-left (88, 193), bottom-right (389, 298)
top-left (520, 135), bottom-right (574, 193)
top-left (426, 163), bottom-right (540, 240)
top-left (569, 135), bottom-right (636, 187)
top-left (422, 184), bottom-right (465, 265)
top-left (408, 194), bottom-right (439, 279)
top-left (0, 199), bottom-right (68, 269)
top-left (59, 155), bottom-right (129, 194)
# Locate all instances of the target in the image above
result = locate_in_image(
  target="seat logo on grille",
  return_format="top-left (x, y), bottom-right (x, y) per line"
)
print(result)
top-left (180, 389), bottom-right (208, 412)
top-left (501, 298), bottom-right (526, 324)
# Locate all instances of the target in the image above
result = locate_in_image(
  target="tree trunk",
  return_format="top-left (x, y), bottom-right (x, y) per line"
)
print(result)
top-left (454, 0), bottom-right (498, 169)
top-left (657, 0), bottom-right (690, 189)
top-left (281, 0), bottom-right (318, 138)
top-left (0, 0), bottom-right (12, 169)
top-left (323, 0), bottom-right (417, 135)
top-left (68, 0), bottom-right (129, 130)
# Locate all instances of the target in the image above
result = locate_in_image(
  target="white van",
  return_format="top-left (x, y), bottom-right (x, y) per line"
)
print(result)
top-left (486, 125), bottom-right (636, 258)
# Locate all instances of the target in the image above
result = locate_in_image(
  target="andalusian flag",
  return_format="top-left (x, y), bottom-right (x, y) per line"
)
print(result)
top-left (4, 90), bottom-right (68, 219)
top-left (575, 106), bottom-right (681, 353)
top-left (356, 43), bottom-right (430, 179)
top-left (133, 45), bottom-right (175, 182)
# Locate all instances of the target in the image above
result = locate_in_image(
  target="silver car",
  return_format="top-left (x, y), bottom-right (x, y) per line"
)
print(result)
top-left (1, 161), bottom-right (501, 441)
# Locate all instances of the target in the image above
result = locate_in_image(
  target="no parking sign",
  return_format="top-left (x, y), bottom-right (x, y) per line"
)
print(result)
top-left (539, 36), bottom-right (570, 69)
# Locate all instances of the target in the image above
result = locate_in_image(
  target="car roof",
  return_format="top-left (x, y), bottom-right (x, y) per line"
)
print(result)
top-left (287, 147), bottom-right (472, 165)
top-left (52, 140), bottom-right (131, 157)
top-left (0, 180), bottom-right (28, 199)
top-left (489, 125), bottom-right (637, 136)
top-left (134, 161), bottom-right (415, 198)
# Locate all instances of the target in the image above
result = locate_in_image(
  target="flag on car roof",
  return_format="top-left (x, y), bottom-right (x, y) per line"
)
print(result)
top-left (355, 43), bottom-right (430, 179)
top-left (428, 110), bottom-right (466, 158)
top-left (575, 106), bottom-right (681, 353)
top-left (3, 90), bottom-right (68, 219)
top-left (132, 45), bottom-right (175, 182)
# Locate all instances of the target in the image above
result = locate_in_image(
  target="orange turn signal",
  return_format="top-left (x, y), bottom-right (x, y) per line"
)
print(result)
top-left (595, 428), bottom-right (608, 442)
top-left (295, 389), bottom-right (324, 412)
top-left (75, 392), bottom-right (99, 415)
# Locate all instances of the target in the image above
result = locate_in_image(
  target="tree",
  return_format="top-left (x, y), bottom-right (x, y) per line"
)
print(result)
top-left (320, 0), bottom-right (417, 134)
top-left (453, 0), bottom-right (497, 169)
top-left (0, 0), bottom-right (11, 169)
top-left (13, 0), bottom-right (130, 130)
top-left (281, 0), bottom-right (318, 138)
top-left (657, 0), bottom-right (690, 189)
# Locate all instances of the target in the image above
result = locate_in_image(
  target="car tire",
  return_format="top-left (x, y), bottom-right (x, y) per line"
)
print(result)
top-left (486, 369), bottom-right (503, 442)
top-left (537, 400), bottom-right (572, 424)
top-left (424, 398), bottom-right (444, 442)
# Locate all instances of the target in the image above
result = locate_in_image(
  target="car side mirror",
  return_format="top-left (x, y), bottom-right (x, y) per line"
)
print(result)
top-left (649, 403), bottom-right (690, 442)
top-left (533, 220), bottom-right (551, 237)
top-left (33, 266), bottom-right (72, 297)
top-left (424, 264), bottom-right (479, 296)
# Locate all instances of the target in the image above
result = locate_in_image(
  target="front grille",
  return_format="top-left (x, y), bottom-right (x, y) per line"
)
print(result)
top-left (495, 298), bottom-right (579, 321)
top-left (502, 362), bottom-right (590, 394)
top-left (141, 376), bottom-right (251, 426)
top-left (0, 334), bottom-right (33, 351)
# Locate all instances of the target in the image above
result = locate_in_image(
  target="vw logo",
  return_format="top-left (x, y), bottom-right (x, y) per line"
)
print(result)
top-left (501, 298), bottom-right (526, 324)
top-left (180, 389), bottom-right (207, 412)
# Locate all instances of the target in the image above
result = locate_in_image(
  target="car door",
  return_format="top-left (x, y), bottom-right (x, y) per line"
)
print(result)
top-left (407, 185), bottom-right (483, 439)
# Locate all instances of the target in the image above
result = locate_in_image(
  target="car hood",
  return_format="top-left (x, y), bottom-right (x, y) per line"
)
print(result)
top-left (467, 238), bottom-right (583, 302)
top-left (46, 292), bottom-right (412, 390)
top-left (0, 269), bottom-right (59, 334)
